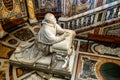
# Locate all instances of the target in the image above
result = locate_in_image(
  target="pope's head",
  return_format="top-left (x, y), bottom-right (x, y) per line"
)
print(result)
top-left (44, 13), bottom-right (57, 24)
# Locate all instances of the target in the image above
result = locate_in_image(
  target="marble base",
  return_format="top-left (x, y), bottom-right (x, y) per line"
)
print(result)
top-left (0, 31), bottom-right (7, 38)
top-left (29, 18), bottom-right (38, 24)
top-left (9, 50), bottom-right (76, 79)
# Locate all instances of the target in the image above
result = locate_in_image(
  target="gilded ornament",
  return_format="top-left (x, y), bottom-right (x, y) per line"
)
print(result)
top-left (14, 3), bottom-right (21, 13)
top-left (1, 8), bottom-right (8, 18)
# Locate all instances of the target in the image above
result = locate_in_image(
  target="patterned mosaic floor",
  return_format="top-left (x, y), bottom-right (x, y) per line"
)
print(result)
top-left (74, 39), bottom-right (120, 80)
top-left (0, 23), bottom-right (120, 80)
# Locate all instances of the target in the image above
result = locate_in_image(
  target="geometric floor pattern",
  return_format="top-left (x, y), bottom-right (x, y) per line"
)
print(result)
top-left (75, 53), bottom-right (120, 80)
top-left (0, 23), bottom-right (120, 80)
top-left (1, 39), bottom-right (120, 80)
top-left (75, 39), bottom-right (120, 80)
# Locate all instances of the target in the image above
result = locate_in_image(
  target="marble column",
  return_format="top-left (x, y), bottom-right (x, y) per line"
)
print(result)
top-left (26, 0), bottom-right (38, 24)
top-left (0, 22), bottom-right (7, 38)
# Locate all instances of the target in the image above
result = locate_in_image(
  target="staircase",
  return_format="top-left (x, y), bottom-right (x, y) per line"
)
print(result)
top-left (58, 1), bottom-right (120, 34)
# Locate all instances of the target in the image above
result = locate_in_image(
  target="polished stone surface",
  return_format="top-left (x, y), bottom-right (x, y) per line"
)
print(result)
top-left (0, 23), bottom-right (120, 80)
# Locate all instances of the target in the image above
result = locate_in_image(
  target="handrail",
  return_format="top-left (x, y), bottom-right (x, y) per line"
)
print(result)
top-left (58, 1), bottom-right (120, 21)
top-left (58, 1), bottom-right (120, 33)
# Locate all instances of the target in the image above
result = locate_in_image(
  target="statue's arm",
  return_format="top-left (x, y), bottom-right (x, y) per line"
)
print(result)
top-left (45, 29), bottom-right (66, 44)
top-left (56, 24), bottom-right (65, 34)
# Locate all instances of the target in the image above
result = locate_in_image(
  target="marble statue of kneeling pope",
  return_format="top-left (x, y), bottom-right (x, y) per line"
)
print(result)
top-left (10, 13), bottom-right (76, 70)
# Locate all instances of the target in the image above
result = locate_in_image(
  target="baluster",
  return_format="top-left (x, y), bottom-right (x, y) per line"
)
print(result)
top-left (87, 15), bottom-right (91, 26)
top-left (85, 16), bottom-right (88, 26)
top-left (118, 11), bottom-right (120, 17)
top-left (106, 8), bottom-right (114, 20)
top-left (82, 17), bottom-right (86, 27)
top-left (76, 19), bottom-right (79, 29)
top-left (79, 18), bottom-right (82, 28)
top-left (91, 14), bottom-right (95, 24)
top-left (113, 7), bottom-right (117, 18)
top-left (72, 20), bottom-right (75, 30)
top-left (118, 6), bottom-right (120, 17)
top-left (59, 22), bottom-right (65, 29)
top-left (60, 23), bottom-right (64, 29)
top-left (113, 6), bottom-right (119, 18)
top-left (109, 8), bottom-right (114, 19)
top-left (65, 22), bottom-right (68, 29)
top-left (102, 10), bottom-right (107, 22)
top-left (71, 20), bottom-right (74, 30)
top-left (106, 10), bottom-right (110, 20)
top-left (81, 17), bottom-right (84, 27)
top-left (69, 21), bottom-right (73, 30)
top-left (67, 22), bottom-right (70, 29)
top-left (74, 20), bottom-right (77, 30)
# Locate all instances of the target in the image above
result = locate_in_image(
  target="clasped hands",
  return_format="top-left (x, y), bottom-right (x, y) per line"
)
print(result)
top-left (63, 31), bottom-right (70, 37)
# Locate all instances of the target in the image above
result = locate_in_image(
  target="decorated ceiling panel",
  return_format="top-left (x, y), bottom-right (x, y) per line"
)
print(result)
top-left (33, 0), bottom-right (57, 13)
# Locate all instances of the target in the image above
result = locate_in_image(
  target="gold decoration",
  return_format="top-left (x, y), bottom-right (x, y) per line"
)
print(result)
top-left (0, 43), bottom-right (14, 59)
top-left (1, 8), bottom-right (8, 18)
top-left (10, 16), bottom-right (16, 20)
top-left (0, 23), bottom-right (4, 32)
top-left (14, 3), bottom-right (21, 13)
top-left (27, 0), bottom-right (35, 19)
top-left (17, 69), bottom-right (23, 77)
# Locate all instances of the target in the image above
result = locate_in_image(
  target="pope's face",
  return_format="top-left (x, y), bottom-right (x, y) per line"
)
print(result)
top-left (45, 13), bottom-right (57, 24)
top-left (50, 16), bottom-right (57, 24)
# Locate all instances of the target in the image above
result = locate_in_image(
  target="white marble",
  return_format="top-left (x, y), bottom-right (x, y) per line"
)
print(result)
top-left (9, 13), bottom-right (76, 76)
top-left (36, 55), bottom-right (52, 66)
top-left (91, 43), bottom-right (120, 57)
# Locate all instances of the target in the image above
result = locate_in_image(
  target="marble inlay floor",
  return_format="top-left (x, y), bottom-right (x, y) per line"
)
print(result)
top-left (75, 53), bottom-right (120, 80)
top-left (0, 23), bottom-right (120, 80)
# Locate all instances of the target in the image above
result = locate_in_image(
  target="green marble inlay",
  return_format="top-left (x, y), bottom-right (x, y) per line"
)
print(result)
top-left (100, 63), bottom-right (120, 80)
top-left (8, 12), bottom-right (15, 18)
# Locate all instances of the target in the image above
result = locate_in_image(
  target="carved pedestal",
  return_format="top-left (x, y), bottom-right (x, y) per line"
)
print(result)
top-left (9, 49), bottom-right (76, 79)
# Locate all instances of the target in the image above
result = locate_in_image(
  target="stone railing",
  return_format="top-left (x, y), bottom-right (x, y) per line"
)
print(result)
top-left (58, 1), bottom-right (120, 33)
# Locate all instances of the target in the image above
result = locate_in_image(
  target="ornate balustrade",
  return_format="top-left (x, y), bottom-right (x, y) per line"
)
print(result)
top-left (58, 1), bottom-right (120, 33)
